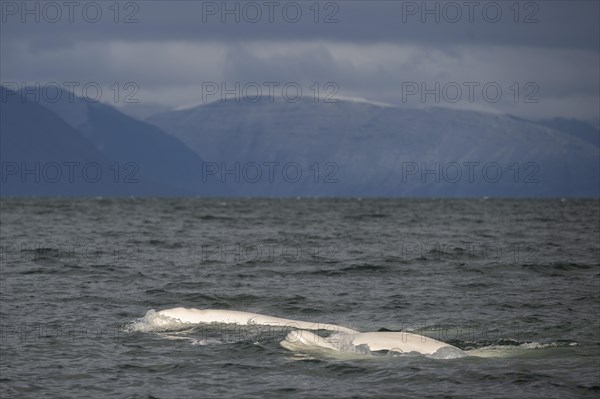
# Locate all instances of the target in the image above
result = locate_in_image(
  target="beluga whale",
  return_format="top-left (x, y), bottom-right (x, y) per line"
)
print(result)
top-left (155, 307), bottom-right (358, 334)
top-left (151, 307), bottom-right (467, 358)
top-left (280, 329), bottom-right (468, 358)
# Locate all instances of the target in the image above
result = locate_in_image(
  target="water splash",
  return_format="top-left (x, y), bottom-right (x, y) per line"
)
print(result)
top-left (124, 309), bottom-right (195, 333)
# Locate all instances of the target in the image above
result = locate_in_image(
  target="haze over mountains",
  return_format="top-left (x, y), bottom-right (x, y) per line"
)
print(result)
top-left (149, 97), bottom-right (599, 197)
top-left (1, 87), bottom-right (598, 197)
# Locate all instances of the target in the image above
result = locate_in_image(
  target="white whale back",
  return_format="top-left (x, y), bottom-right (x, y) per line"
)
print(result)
top-left (157, 307), bottom-right (358, 334)
top-left (280, 329), bottom-right (466, 357)
top-left (350, 331), bottom-right (460, 354)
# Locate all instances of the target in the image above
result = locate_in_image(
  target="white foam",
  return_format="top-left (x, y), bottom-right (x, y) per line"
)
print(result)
top-left (124, 309), bottom-right (195, 333)
top-left (518, 341), bottom-right (577, 349)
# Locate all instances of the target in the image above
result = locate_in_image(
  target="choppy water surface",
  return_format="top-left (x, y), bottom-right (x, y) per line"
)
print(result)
top-left (0, 198), bottom-right (598, 398)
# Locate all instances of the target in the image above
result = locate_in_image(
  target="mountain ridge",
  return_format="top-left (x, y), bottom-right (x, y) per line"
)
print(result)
top-left (147, 98), bottom-right (599, 197)
top-left (2, 87), bottom-right (598, 197)
top-left (2, 86), bottom-right (229, 196)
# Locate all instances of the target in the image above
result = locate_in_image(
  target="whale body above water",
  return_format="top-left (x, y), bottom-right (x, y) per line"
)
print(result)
top-left (156, 307), bottom-right (358, 334)
top-left (154, 307), bottom-right (467, 357)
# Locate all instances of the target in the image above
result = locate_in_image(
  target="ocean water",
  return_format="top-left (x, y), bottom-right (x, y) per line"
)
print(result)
top-left (0, 198), bottom-right (598, 398)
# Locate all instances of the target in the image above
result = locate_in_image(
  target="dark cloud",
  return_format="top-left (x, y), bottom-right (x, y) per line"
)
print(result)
top-left (1, 1), bottom-right (598, 122)
top-left (2, 1), bottom-right (598, 49)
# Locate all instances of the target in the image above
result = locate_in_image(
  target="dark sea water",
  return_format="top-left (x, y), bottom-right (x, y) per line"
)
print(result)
top-left (0, 198), bottom-right (598, 398)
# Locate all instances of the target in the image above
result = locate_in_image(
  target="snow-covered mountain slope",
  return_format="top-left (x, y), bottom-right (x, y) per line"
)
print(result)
top-left (148, 98), bottom-right (599, 197)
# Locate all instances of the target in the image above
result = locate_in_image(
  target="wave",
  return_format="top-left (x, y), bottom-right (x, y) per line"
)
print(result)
top-left (465, 340), bottom-right (579, 358)
top-left (306, 263), bottom-right (390, 276)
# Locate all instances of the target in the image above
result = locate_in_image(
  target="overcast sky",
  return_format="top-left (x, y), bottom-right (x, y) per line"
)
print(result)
top-left (1, 0), bottom-right (599, 123)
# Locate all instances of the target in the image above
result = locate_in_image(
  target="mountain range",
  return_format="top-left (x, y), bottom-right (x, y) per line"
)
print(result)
top-left (148, 97), bottom-right (599, 197)
top-left (1, 87), bottom-right (598, 197)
